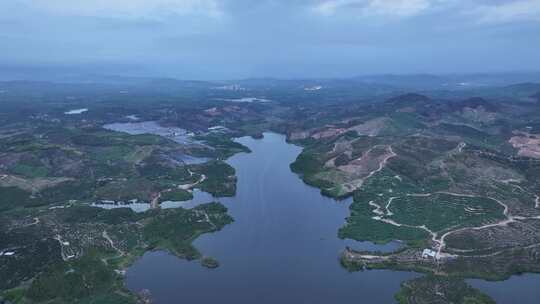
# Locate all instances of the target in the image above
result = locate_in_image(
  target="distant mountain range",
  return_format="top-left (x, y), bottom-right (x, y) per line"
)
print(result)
top-left (1, 65), bottom-right (540, 90)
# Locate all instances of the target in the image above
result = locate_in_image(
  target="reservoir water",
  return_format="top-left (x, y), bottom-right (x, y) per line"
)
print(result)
top-left (468, 274), bottom-right (540, 304)
top-left (125, 133), bottom-right (417, 303)
top-left (125, 133), bottom-right (540, 303)
top-left (103, 121), bottom-right (209, 164)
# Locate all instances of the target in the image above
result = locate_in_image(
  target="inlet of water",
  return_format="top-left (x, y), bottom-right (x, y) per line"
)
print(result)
top-left (126, 133), bottom-right (417, 303)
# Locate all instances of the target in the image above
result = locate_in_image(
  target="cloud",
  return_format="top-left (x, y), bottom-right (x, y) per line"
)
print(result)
top-left (0, 0), bottom-right (539, 78)
top-left (367, 0), bottom-right (432, 16)
top-left (313, 0), bottom-right (434, 17)
top-left (312, 0), bottom-right (540, 24)
top-left (19, 0), bottom-right (223, 19)
top-left (470, 0), bottom-right (540, 24)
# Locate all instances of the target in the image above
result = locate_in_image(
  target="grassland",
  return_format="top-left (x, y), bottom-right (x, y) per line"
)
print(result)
top-left (389, 194), bottom-right (505, 233)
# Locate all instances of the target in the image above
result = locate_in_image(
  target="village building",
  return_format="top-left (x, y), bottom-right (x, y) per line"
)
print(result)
top-left (422, 248), bottom-right (437, 259)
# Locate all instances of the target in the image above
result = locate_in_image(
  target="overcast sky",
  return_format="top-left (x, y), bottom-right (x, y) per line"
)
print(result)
top-left (1, 0), bottom-right (539, 79)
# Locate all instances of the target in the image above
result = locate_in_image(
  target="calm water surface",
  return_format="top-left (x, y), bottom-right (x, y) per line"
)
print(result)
top-left (468, 274), bottom-right (540, 304)
top-left (91, 190), bottom-right (214, 212)
top-left (126, 133), bottom-right (416, 303)
top-left (126, 133), bottom-right (540, 303)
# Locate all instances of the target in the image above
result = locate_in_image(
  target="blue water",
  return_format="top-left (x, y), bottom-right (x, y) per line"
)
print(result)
top-left (468, 274), bottom-right (540, 304)
top-left (91, 190), bottom-right (213, 212)
top-left (126, 133), bottom-right (415, 303)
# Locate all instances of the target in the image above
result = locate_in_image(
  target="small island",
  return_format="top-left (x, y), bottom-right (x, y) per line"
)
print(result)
top-left (201, 257), bottom-right (220, 269)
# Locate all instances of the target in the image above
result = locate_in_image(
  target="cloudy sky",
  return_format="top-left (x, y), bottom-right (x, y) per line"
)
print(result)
top-left (1, 0), bottom-right (539, 79)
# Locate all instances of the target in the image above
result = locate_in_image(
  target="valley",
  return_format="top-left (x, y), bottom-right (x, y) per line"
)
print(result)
top-left (1, 77), bottom-right (540, 303)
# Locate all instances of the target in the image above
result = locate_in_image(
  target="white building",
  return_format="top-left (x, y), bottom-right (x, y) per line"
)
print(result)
top-left (422, 249), bottom-right (437, 259)
top-left (208, 125), bottom-right (227, 131)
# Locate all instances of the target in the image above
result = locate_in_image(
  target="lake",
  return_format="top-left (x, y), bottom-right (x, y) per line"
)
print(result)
top-left (126, 133), bottom-right (413, 303)
top-left (103, 121), bottom-right (209, 164)
top-left (468, 274), bottom-right (540, 304)
top-left (91, 189), bottom-right (214, 213)
top-left (126, 132), bottom-right (540, 303)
